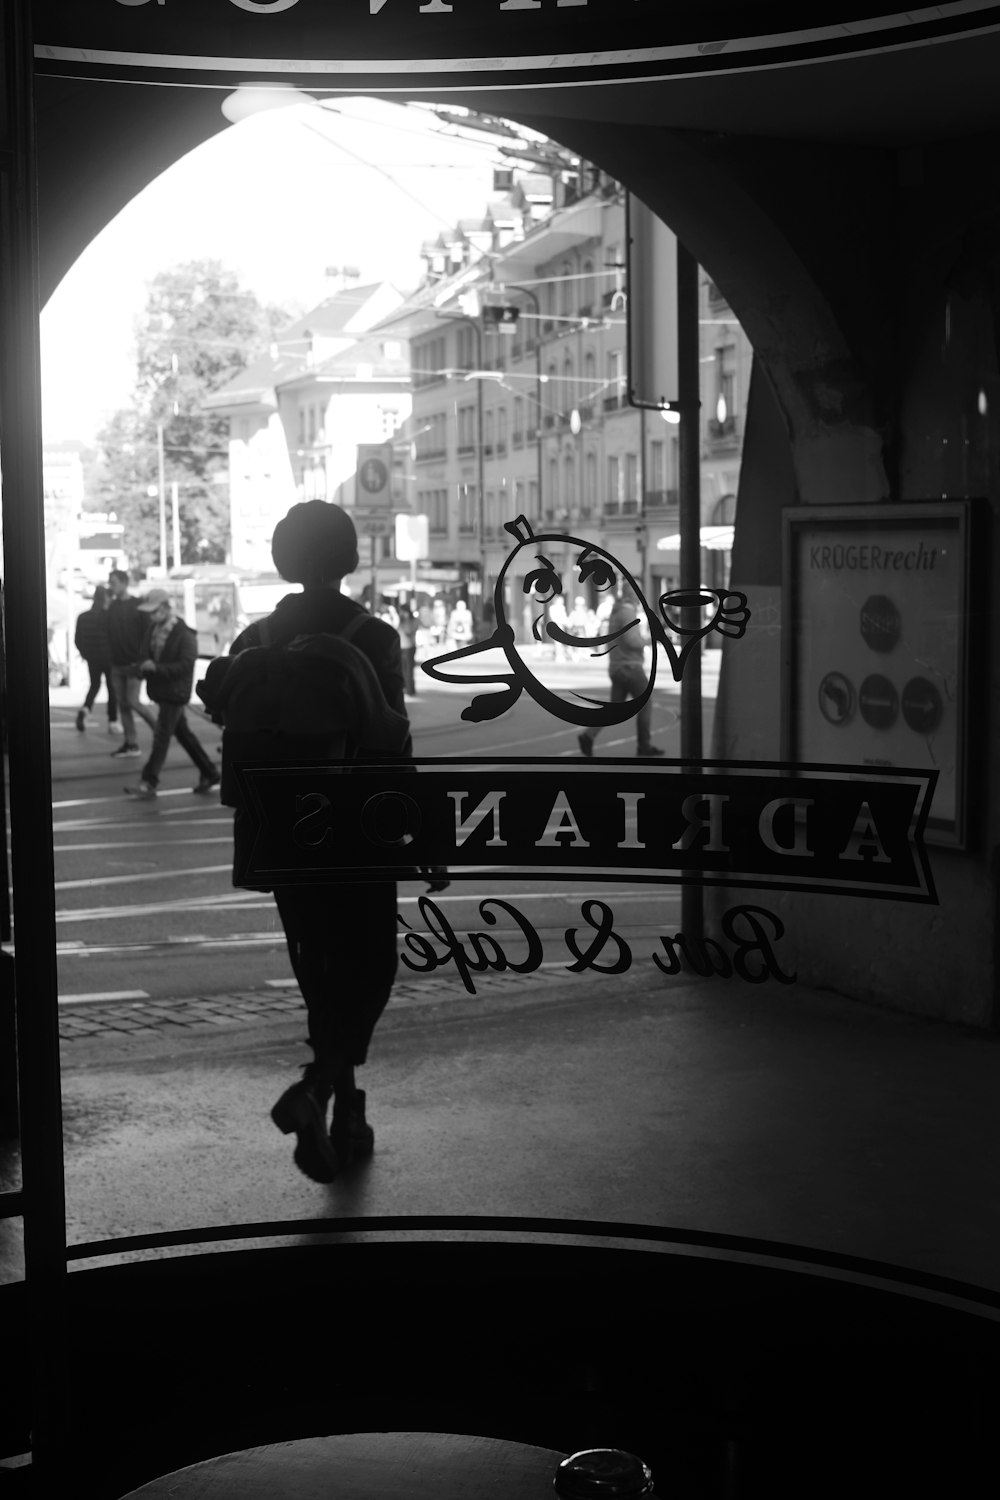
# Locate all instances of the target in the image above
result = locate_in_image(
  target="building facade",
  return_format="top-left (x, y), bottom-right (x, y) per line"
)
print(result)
top-left (205, 279), bottom-right (411, 575)
top-left (403, 176), bottom-right (753, 637)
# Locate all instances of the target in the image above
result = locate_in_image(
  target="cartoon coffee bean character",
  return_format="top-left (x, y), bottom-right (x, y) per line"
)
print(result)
top-left (421, 515), bottom-right (750, 726)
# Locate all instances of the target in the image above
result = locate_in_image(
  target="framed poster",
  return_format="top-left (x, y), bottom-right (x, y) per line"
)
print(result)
top-left (783, 502), bottom-right (980, 848)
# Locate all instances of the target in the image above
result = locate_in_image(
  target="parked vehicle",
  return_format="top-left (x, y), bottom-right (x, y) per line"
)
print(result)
top-left (157, 569), bottom-right (290, 658)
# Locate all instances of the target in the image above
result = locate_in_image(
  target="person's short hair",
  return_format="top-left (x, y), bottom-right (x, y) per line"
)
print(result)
top-left (109, 568), bottom-right (129, 586)
top-left (92, 585), bottom-right (108, 608)
top-left (270, 501), bottom-right (359, 585)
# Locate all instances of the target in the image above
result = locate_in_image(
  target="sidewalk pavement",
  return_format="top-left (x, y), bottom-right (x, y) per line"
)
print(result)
top-left (21, 954), bottom-right (1000, 1305)
top-left (31, 651), bottom-right (999, 1307)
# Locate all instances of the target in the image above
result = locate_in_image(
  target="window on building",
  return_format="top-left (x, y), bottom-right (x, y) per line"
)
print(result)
top-left (377, 405), bottom-right (399, 439)
top-left (625, 453), bottom-right (639, 509)
top-left (606, 243), bottom-right (625, 300)
top-left (563, 454), bottom-right (576, 514)
top-left (545, 362), bottom-right (558, 426)
top-left (548, 457), bottom-right (559, 514)
top-left (607, 455), bottom-right (621, 511)
top-left (425, 489), bottom-right (449, 536)
top-left (417, 413), bottom-right (448, 460)
top-left (528, 479), bottom-right (539, 518)
top-left (514, 479), bottom-right (525, 516)
top-left (544, 278), bottom-right (556, 328)
top-left (581, 259), bottom-right (594, 313)
top-left (297, 407), bottom-right (306, 445)
top-left (585, 451), bottom-right (597, 514)
top-left (583, 349), bottom-right (596, 410)
top-left (458, 482), bottom-right (476, 533)
top-left (457, 403), bottom-right (476, 452)
top-left (715, 344), bottom-right (738, 427)
top-left (606, 349), bottom-right (625, 407)
top-left (414, 341), bottom-right (428, 386)
top-left (560, 259), bottom-right (573, 319)
top-left (498, 407), bottom-right (508, 455)
top-left (513, 396), bottom-right (524, 445)
top-left (563, 355), bottom-right (574, 421)
top-left (484, 409), bottom-right (495, 455)
top-left (649, 439), bottom-right (665, 493)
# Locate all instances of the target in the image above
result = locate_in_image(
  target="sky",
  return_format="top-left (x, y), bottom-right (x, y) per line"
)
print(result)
top-left (39, 94), bottom-right (507, 447)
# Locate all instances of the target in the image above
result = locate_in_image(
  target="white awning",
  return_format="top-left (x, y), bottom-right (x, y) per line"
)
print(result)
top-left (656, 525), bottom-right (734, 552)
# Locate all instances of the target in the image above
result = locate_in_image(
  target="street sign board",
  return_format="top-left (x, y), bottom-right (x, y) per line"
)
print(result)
top-left (355, 443), bottom-right (393, 506)
top-left (355, 512), bottom-right (394, 537)
top-left (626, 192), bottom-right (679, 411)
top-left (396, 513), bottom-right (429, 560)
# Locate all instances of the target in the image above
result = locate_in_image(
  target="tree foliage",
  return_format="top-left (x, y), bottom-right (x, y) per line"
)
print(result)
top-left (89, 260), bottom-right (290, 571)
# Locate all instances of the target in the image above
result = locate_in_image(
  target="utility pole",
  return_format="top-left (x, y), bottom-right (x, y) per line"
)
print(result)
top-left (157, 421), bottom-right (167, 573)
top-left (171, 481), bottom-right (181, 569)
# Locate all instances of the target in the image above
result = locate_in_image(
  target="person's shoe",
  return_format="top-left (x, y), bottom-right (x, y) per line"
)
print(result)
top-left (111, 743), bottom-right (142, 758)
top-left (75, 709), bottom-right (87, 732)
top-left (108, 721), bottom-right (124, 735)
top-left (193, 772), bottom-right (221, 794)
top-left (577, 732), bottom-right (593, 758)
top-left (329, 1089), bottom-right (375, 1170)
top-left (637, 744), bottom-right (665, 757)
top-left (271, 1077), bottom-right (339, 1183)
top-left (124, 781), bottom-right (157, 799)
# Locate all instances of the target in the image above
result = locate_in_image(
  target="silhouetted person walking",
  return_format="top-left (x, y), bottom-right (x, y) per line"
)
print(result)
top-left (74, 584), bottom-right (120, 734)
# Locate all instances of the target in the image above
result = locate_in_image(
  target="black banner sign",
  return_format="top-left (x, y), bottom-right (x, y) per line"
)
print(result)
top-left (32, 3), bottom-right (995, 87)
top-left (232, 757), bottom-right (937, 902)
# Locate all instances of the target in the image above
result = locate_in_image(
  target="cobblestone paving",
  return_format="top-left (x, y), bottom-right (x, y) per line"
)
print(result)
top-left (57, 965), bottom-right (602, 1040)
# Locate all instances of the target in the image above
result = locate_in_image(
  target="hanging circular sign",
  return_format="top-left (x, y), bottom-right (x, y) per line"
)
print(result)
top-left (859, 673), bottom-right (898, 730)
top-left (901, 676), bottom-right (944, 734)
top-left (860, 594), bottom-right (901, 653)
top-left (359, 458), bottom-right (389, 494)
top-left (817, 671), bottom-right (854, 726)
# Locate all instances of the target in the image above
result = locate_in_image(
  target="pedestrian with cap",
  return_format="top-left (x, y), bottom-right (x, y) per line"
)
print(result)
top-left (123, 588), bottom-right (220, 800)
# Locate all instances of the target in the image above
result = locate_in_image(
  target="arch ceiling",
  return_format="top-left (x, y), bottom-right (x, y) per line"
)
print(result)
top-left (32, 7), bottom-right (1000, 301)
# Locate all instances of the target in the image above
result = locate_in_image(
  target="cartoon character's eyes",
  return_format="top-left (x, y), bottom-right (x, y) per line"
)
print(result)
top-left (523, 555), bottom-right (563, 603)
top-left (577, 554), bottom-right (617, 593)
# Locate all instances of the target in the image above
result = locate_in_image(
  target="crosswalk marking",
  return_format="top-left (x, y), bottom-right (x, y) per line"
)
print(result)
top-left (60, 990), bottom-right (149, 1005)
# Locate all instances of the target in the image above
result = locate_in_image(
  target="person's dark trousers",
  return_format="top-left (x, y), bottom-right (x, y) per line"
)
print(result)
top-left (110, 665), bottom-right (158, 744)
top-left (579, 663), bottom-right (654, 751)
top-left (273, 882), bottom-right (398, 1073)
top-left (141, 702), bottom-right (218, 788)
top-left (401, 647), bottom-right (416, 695)
top-left (84, 662), bottom-right (118, 721)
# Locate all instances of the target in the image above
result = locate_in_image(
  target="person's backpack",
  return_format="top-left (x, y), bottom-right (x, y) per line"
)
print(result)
top-left (196, 613), bottom-right (411, 810)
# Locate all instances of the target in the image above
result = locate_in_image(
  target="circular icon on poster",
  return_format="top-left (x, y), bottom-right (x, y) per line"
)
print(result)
top-left (818, 671), bottom-right (854, 725)
top-left (859, 674), bottom-right (898, 730)
top-left (860, 595), bottom-right (901, 652)
top-left (902, 676), bottom-right (943, 734)
top-left (359, 458), bottom-right (388, 493)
